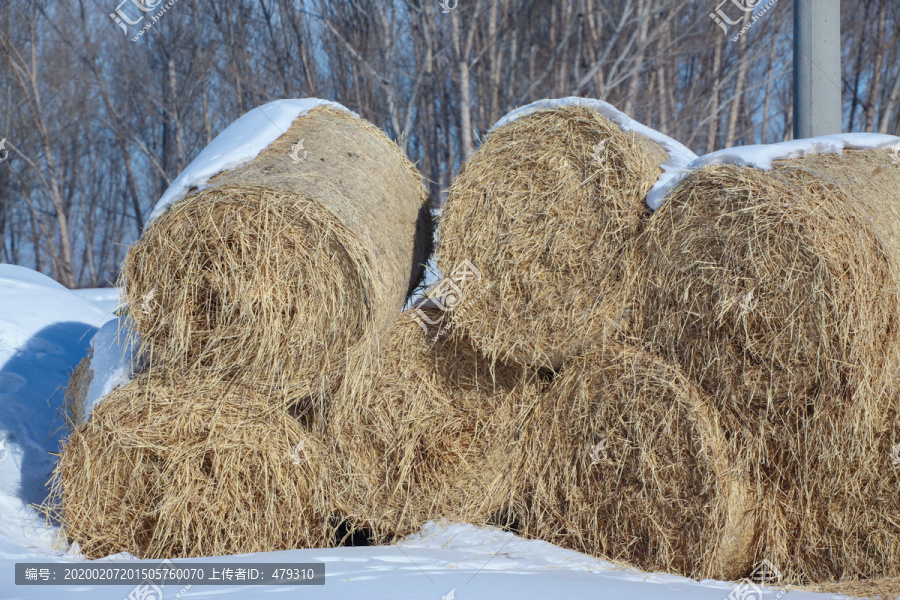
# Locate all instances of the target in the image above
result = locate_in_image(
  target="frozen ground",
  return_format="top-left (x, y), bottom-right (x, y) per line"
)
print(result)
top-left (0, 521), bottom-right (846, 600)
top-left (0, 264), bottom-right (846, 600)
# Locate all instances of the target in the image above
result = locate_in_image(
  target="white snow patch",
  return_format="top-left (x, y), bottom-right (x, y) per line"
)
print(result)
top-left (71, 288), bottom-right (120, 315)
top-left (491, 97), bottom-right (698, 210)
top-left (0, 265), bottom-right (112, 554)
top-left (401, 521), bottom-right (621, 572)
top-left (0, 266), bottom-right (110, 371)
top-left (83, 318), bottom-right (142, 420)
top-left (147, 98), bottom-right (358, 223)
top-left (648, 133), bottom-right (900, 209)
top-left (0, 521), bottom-right (845, 599)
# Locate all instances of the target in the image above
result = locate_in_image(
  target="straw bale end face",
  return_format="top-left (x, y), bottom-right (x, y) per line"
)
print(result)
top-left (437, 106), bottom-right (669, 369)
top-left (63, 350), bottom-right (93, 429)
top-left (50, 373), bottom-right (332, 559)
top-left (630, 149), bottom-right (900, 583)
top-left (632, 150), bottom-right (900, 415)
top-left (508, 341), bottom-right (757, 581)
top-left (121, 106), bottom-right (430, 396)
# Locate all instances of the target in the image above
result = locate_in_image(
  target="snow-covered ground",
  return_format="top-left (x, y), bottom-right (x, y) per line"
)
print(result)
top-left (0, 267), bottom-right (112, 556)
top-left (70, 288), bottom-right (120, 315)
top-left (0, 264), bottom-right (846, 599)
top-left (0, 521), bottom-right (845, 600)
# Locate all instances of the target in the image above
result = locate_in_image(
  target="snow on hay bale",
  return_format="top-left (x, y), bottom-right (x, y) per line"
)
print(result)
top-left (51, 371), bottom-right (331, 559)
top-left (64, 350), bottom-right (93, 429)
top-left (121, 102), bottom-right (431, 397)
top-left (630, 142), bottom-right (900, 582)
top-left (507, 340), bottom-right (757, 581)
top-left (330, 308), bottom-right (542, 542)
top-left (436, 98), bottom-right (695, 369)
top-left (63, 318), bottom-right (144, 428)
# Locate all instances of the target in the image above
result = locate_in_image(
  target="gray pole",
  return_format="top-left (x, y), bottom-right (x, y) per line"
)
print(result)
top-left (793, 0), bottom-right (842, 139)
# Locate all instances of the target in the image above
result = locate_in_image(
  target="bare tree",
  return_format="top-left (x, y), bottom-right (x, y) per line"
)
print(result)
top-left (0, 0), bottom-right (895, 286)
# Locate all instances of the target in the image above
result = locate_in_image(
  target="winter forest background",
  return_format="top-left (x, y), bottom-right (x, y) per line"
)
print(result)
top-left (0, 0), bottom-right (897, 288)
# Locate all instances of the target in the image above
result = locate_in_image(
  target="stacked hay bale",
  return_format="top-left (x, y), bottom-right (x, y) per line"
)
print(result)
top-left (52, 88), bottom-right (900, 591)
top-left (630, 146), bottom-right (900, 583)
top-left (122, 102), bottom-right (431, 397)
top-left (329, 309), bottom-right (544, 544)
top-left (435, 98), bottom-right (743, 576)
top-left (53, 372), bottom-right (330, 559)
top-left (506, 340), bottom-right (759, 581)
top-left (440, 96), bottom-right (900, 588)
top-left (52, 100), bottom-right (431, 559)
top-left (436, 99), bottom-right (694, 369)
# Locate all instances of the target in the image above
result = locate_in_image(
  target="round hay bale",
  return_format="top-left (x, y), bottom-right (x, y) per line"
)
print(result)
top-left (633, 149), bottom-right (900, 417)
top-left (631, 148), bottom-right (900, 582)
top-left (436, 104), bottom-right (669, 369)
top-left (507, 340), bottom-right (758, 580)
top-left (51, 371), bottom-right (331, 559)
top-left (330, 308), bottom-right (542, 542)
top-left (121, 106), bottom-right (430, 397)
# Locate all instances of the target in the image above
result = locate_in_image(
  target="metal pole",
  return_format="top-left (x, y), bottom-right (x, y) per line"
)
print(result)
top-left (793, 0), bottom-right (842, 139)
